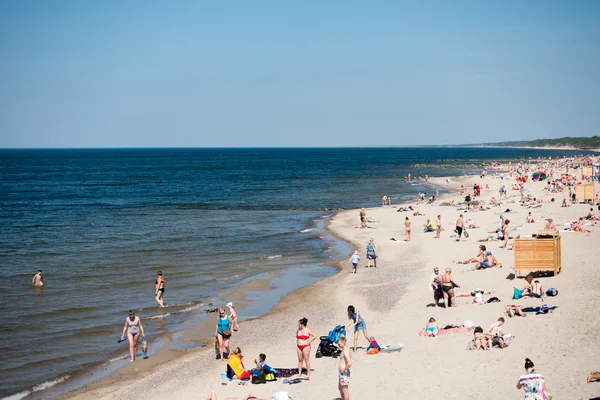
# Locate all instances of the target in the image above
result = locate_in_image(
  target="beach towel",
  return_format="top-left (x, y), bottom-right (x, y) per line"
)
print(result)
top-left (522, 305), bottom-right (558, 314)
top-left (274, 368), bottom-right (307, 378)
top-left (513, 288), bottom-right (524, 299)
top-left (418, 326), bottom-right (473, 337)
top-left (379, 344), bottom-right (404, 352)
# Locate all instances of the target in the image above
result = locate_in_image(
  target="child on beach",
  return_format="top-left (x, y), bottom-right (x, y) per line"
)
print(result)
top-left (425, 318), bottom-right (439, 337)
top-left (488, 317), bottom-right (506, 348)
top-left (473, 290), bottom-right (485, 305)
top-left (227, 302), bottom-right (241, 332)
top-left (350, 251), bottom-right (360, 274)
top-left (338, 336), bottom-right (352, 400)
top-left (252, 353), bottom-right (266, 372)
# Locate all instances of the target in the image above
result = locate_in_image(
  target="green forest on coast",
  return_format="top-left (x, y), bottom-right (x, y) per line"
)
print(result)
top-left (482, 136), bottom-right (600, 149)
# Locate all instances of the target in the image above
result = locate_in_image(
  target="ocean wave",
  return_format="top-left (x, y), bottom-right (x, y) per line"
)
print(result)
top-left (265, 255), bottom-right (282, 259)
top-left (146, 302), bottom-right (204, 320)
top-left (147, 312), bottom-right (171, 320)
top-left (299, 228), bottom-right (314, 233)
top-left (3, 375), bottom-right (70, 400)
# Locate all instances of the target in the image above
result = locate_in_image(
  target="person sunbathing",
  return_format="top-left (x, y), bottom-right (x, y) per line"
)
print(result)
top-left (474, 252), bottom-right (499, 270)
top-left (505, 304), bottom-right (527, 317)
top-left (523, 276), bottom-right (544, 298)
top-left (588, 371), bottom-right (600, 383)
top-left (457, 245), bottom-right (486, 264)
top-left (526, 212), bottom-right (535, 223)
top-left (488, 318), bottom-right (506, 348)
top-left (473, 327), bottom-right (492, 350)
top-left (544, 219), bottom-right (557, 231)
top-left (585, 208), bottom-right (598, 220)
top-left (425, 317), bottom-right (439, 337)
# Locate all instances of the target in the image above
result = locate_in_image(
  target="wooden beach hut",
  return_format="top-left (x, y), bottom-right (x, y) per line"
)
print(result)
top-left (513, 230), bottom-right (562, 277)
top-left (575, 183), bottom-right (595, 203)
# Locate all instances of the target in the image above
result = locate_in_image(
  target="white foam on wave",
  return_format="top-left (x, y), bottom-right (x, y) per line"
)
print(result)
top-left (147, 312), bottom-right (171, 320)
top-left (107, 354), bottom-right (128, 363)
top-left (300, 228), bottom-right (314, 233)
top-left (4, 375), bottom-right (70, 400)
top-left (266, 255), bottom-right (282, 259)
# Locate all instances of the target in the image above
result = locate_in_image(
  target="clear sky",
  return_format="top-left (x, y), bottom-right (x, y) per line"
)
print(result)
top-left (1, 1), bottom-right (599, 148)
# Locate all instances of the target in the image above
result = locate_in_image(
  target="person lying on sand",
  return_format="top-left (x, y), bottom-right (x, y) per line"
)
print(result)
top-left (505, 304), bottom-right (527, 318)
top-left (425, 317), bottom-right (439, 337)
top-left (456, 289), bottom-right (493, 298)
top-left (473, 327), bottom-right (493, 350)
top-left (204, 395), bottom-right (265, 400)
top-left (588, 371), bottom-right (600, 383)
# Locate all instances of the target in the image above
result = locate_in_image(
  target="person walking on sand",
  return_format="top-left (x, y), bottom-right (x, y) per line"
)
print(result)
top-left (32, 270), bottom-right (43, 286)
top-left (455, 214), bottom-right (465, 241)
top-left (517, 358), bottom-right (550, 399)
top-left (121, 310), bottom-right (146, 362)
top-left (435, 215), bottom-right (442, 238)
top-left (366, 238), bottom-right (377, 267)
top-left (359, 208), bottom-right (366, 228)
top-left (227, 302), bottom-right (240, 332)
top-left (347, 305), bottom-right (370, 352)
top-left (155, 271), bottom-right (165, 307)
top-left (500, 219), bottom-right (510, 249)
top-left (337, 335), bottom-right (352, 400)
top-left (405, 217), bottom-right (411, 241)
top-left (296, 317), bottom-right (316, 380)
top-left (350, 251), bottom-right (360, 274)
top-left (430, 267), bottom-right (443, 307)
top-left (216, 307), bottom-right (233, 361)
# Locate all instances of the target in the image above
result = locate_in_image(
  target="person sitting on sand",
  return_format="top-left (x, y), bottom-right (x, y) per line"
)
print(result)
top-left (588, 371), bottom-right (600, 383)
top-left (505, 304), bottom-right (527, 318)
top-left (544, 218), bottom-right (557, 231)
top-left (474, 251), bottom-right (498, 270)
top-left (425, 317), bottom-right (439, 337)
top-left (226, 347), bottom-right (251, 380)
top-left (423, 219), bottom-right (435, 233)
top-left (585, 207), bottom-right (598, 220)
top-left (252, 353), bottom-right (266, 373)
top-left (526, 212), bottom-right (535, 223)
top-left (457, 245), bottom-right (486, 264)
top-left (488, 317), bottom-right (506, 348)
top-left (523, 276), bottom-right (544, 298)
top-left (472, 290), bottom-right (485, 305)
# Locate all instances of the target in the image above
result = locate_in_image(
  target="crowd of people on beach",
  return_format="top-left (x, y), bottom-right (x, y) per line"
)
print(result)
top-left (28, 155), bottom-right (600, 400)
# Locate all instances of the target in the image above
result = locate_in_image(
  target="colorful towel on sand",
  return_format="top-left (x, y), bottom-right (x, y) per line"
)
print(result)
top-left (274, 368), bottom-right (307, 378)
top-left (419, 326), bottom-right (473, 336)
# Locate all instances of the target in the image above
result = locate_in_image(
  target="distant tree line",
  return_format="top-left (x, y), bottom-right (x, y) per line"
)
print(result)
top-left (483, 136), bottom-right (600, 149)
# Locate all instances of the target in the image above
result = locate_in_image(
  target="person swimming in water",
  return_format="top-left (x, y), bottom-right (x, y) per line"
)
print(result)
top-left (32, 270), bottom-right (43, 286)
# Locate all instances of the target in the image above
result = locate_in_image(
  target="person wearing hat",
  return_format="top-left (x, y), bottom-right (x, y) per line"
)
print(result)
top-left (227, 302), bottom-right (240, 332)
top-left (350, 251), bottom-right (360, 274)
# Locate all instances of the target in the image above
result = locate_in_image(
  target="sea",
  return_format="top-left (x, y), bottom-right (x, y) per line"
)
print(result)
top-left (0, 147), bottom-right (588, 399)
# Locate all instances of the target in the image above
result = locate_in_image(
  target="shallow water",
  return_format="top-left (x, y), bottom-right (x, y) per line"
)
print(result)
top-left (0, 147), bottom-right (586, 398)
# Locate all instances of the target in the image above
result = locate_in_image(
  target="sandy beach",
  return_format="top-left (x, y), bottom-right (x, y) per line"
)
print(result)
top-left (62, 161), bottom-right (600, 400)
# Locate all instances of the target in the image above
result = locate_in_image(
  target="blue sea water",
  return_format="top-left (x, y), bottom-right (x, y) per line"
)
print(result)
top-left (0, 147), bottom-right (587, 398)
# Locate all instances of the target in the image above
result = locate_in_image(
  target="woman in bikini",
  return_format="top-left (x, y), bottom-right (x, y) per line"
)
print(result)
top-left (457, 245), bottom-right (486, 264)
top-left (441, 268), bottom-right (460, 308)
top-left (120, 310), bottom-right (146, 362)
top-left (216, 307), bottom-right (233, 361)
top-left (155, 271), bottom-right (165, 307)
top-left (296, 317), bottom-right (316, 380)
top-left (405, 217), bottom-right (411, 241)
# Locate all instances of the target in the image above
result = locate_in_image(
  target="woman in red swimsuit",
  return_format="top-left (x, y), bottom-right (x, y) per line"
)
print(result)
top-left (296, 317), bottom-right (316, 380)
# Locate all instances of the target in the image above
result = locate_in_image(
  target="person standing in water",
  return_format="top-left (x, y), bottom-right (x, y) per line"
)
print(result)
top-left (32, 270), bottom-right (43, 286)
top-left (121, 310), bottom-right (146, 362)
top-left (227, 302), bottom-right (240, 332)
top-left (337, 335), bottom-right (352, 400)
top-left (155, 271), bottom-right (165, 307)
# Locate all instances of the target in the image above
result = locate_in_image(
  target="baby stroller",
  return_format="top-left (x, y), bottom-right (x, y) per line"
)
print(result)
top-left (315, 325), bottom-right (346, 358)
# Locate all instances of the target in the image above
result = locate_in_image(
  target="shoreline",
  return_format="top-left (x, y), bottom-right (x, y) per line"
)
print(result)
top-left (51, 176), bottom-right (467, 399)
top-left (29, 161), bottom-right (600, 399)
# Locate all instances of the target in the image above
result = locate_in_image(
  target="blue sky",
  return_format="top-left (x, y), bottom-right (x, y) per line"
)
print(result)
top-left (1, 1), bottom-right (599, 148)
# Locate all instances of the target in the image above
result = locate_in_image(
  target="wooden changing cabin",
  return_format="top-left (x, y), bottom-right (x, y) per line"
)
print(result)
top-left (513, 230), bottom-right (562, 277)
top-left (576, 183), bottom-right (595, 203)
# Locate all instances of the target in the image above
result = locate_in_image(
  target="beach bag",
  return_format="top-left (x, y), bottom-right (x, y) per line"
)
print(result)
top-left (463, 229), bottom-right (469, 238)
top-left (546, 288), bottom-right (558, 297)
top-left (251, 370), bottom-right (266, 384)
